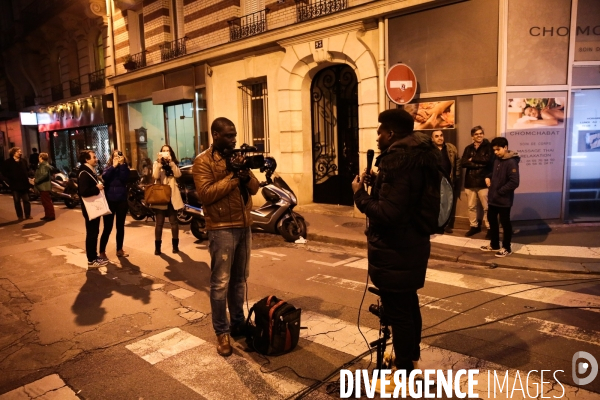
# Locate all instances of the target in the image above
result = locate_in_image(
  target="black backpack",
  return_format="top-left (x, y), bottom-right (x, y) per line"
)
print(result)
top-left (413, 167), bottom-right (453, 235)
top-left (245, 296), bottom-right (302, 356)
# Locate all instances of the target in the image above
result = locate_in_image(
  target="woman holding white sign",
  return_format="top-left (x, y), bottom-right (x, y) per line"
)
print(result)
top-left (78, 150), bottom-right (110, 269)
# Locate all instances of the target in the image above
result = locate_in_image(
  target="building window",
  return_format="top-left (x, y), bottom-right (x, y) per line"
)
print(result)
top-left (239, 79), bottom-right (269, 153)
top-left (95, 33), bottom-right (105, 72)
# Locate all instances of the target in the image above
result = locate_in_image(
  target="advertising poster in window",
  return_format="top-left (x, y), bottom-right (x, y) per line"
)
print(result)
top-left (505, 93), bottom-right (566, 219)
top-left (403, 100), bottom-right (455, 130)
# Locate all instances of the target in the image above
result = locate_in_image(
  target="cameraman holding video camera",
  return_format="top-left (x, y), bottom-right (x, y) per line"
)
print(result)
top-left (193, 117), bottom-right (259, 357)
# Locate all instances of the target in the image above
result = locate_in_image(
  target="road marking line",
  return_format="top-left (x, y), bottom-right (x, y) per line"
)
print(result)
top-left (168, 288), bottom-right (195, 300)
top-left (426, 269), bottom-right (600, 312)
top-left (126, 327), bottom-right (205, 365)
top-left (344, 258), bottom-right (368, 270)
top-left (259, 250), bottom-right (287, 257)
top-left (307, 256), bottom-right (360, 267)
top-left (307, 274), bottom-right (371, 291)
top-left (0, 374), bottom-right (78, 399)
top-left (527, 317), bottom-right (600, 346)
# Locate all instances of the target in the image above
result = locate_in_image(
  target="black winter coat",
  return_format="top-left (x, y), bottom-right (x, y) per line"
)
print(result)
top-left (78, 164), bottom-right (101, 198)
top-left (487, 151), bottom-right (520, 207)
top-left (461, 139), bottom-right (494, 189)
top-left (102, 163), bottom-right (129, 202)
top-left (3, 158), bottom-right (30, 191)
top-left (353, 132), bottom-right (440, 293)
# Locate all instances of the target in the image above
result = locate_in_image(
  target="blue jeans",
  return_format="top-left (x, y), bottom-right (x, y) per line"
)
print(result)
top-left (208, 227), bottom-right (251, 335)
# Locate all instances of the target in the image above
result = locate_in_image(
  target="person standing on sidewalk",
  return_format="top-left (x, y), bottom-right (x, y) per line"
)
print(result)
top-left (460, 126), bottom-right (494, 238)
top-left (431, 130), bottom-right (460, 233)
top-left (29, 148), bottom-right (39, 172)
top-left (99, 150), bottom-right (130, 260)
top-left (152, 145), bottom-right (183, 255)
top-left (481, 137), bottom-right (520, 258)
top-left (352, 109), bottom-right (440, 379)
top-left (78, 150), bottom-right (108, 269)
top-left (33, 152), bottom-right (55, 221)
top-left (3, 147), bottom-right (32, 222)
top-left (193, 117), bottom-right (259, 357)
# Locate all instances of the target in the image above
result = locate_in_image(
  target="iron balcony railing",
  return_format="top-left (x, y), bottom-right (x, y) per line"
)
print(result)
top-left (69, 78), bottom-right (81, 97)
top-left (295, 0), bottom-right (347, 22)
top-left (228, 9), bottom-right (268, 42)
top-left (51, 84), bottom-right (63, 102)
top-left (159, 37), bottom-right (188, 62)
top-left (130, 51), bottom-right (147, 70)
top-left (89, 69), bottom-right (105, 91)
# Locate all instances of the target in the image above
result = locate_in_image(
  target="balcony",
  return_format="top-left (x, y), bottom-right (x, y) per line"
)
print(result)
top-left (295, 0), bottom-right (347, 22)
top-left (159, 38), bottom-right (188, 62)
top-left (51, 84), bottom-right (63, 102)
top-left (228, 10), bottom-right (268, 42)
top-left (124, 51), bottom-right (147, 71)
top-left (89, 69), bottom-right (105, 91)
top-left (69, 78), bottom-right (81, 97)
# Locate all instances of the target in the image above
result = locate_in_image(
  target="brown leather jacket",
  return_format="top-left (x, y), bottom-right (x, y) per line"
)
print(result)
top-left (193, 145), bottom-right (259, 230)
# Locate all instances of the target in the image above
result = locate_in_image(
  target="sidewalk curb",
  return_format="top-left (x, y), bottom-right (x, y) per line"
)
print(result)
top-left (307, 233), bottom-right (600, 276)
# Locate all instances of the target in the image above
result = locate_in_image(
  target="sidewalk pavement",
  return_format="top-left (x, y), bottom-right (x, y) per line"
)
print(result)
top-left (294, 204), bottom-right (600, 275)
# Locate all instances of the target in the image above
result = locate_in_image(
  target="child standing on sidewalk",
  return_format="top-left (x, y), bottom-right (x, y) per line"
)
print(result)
top-left (480, 137), bottom-right (520, 257)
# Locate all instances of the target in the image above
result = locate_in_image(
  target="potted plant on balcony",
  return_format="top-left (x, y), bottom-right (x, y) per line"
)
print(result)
top-left (123, 55), bottom-right (136, 71)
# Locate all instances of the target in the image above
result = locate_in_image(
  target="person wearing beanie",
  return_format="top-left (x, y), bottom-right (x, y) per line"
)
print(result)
top-left (352, 108), bottom-right (441, 387)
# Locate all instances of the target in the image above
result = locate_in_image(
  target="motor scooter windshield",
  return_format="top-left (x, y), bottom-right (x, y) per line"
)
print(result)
top-left (273, 175), bottom-right (294, 195)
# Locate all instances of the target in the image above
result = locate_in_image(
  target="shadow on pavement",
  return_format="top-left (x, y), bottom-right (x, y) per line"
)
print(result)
top-left (161, 250), bottom-right (211, 295)
top-left (71, 263), bottom-right (152, 326)
top-left (0, 220), bottom-right (21, 227)
top-left (510, 207), bottom-right (551, 244)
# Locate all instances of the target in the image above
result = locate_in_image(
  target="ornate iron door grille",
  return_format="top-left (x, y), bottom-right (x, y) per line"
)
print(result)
top-left (311, 65), bottom-right (358, 205)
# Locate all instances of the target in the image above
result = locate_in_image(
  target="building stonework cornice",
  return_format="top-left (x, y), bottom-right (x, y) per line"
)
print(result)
top-left (108, 0), bottom-right (436, 87)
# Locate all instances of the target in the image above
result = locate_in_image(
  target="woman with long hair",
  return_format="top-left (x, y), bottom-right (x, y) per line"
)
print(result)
top-left (152, 145), bottom-right (183, 255)
top-left (99, 149), bottom-right (130, 259)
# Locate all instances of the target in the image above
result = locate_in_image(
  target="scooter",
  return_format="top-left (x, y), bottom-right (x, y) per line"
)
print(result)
top-left (50, 174), bottom-right (80, 208)
top-left (251, 157), bottom-right (307, 242)
top-left (127, 170), bottom-right (155, 221)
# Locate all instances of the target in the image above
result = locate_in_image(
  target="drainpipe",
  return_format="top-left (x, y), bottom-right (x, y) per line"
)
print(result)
top-left (106, 0), bottom-right (121, 149)
top-left (378, 17), bottom-right (386, 113)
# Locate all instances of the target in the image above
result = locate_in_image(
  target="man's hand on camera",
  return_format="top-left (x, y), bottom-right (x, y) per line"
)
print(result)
top-left (237, 169), bottom-right (251, 184)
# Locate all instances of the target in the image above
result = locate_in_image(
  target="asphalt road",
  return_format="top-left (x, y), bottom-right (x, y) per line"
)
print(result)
top-left (0, 196), bottom-right (599, 399)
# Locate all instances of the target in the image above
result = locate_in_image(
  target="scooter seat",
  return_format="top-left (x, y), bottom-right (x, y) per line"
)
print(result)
top-left (262, 187), bottom-right (280, 203)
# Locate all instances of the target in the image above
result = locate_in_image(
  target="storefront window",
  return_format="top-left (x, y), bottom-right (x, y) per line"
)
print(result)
top-left (567, 89), bottom-right (600, 221)
top-left (166, 102), bottom-right (195, 165)
top-left (123, 100), bottom-right (166, 172)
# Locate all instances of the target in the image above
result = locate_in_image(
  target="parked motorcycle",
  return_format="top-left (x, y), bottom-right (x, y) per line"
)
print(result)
top-left (127, 170), bottom-right (155, 221)
top-left (177, 165), bottom-right (201, 225)
top-left (251, 157), bottom-right (307, 242)
top-left (50, 171), bottom-right (80, 208)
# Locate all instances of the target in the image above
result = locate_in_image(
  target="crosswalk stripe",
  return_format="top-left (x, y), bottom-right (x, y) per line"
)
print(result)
top-left (310, 255), bottom-right (600, 312)
top-left (260, 250), bottom-right (287, 257)
top-left (426, 269), bottom-right (600, 312)
top-left (126, 328), bottom-right (205, 365)
top-left (307, 274), bottom-right (371, 291)
top-left (527, 317), bottom-right (600, 346)
top-left (307, 257), bottom-right (360, 267)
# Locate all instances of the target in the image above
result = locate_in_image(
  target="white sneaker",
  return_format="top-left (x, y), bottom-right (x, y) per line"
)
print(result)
top-left (495, 248), bottom-right (512, 257)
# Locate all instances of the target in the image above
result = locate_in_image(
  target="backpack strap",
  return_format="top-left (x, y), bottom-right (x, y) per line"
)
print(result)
top-left (268, 300), bottom-right (285, 341)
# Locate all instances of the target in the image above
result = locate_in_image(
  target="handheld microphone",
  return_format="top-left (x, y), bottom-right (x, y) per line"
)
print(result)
top-left (366, 149), bottom-right (375, 175)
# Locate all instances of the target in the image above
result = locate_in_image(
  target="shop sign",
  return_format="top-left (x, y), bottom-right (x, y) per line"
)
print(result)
top-left (505, 93), bottom-right (567, 219)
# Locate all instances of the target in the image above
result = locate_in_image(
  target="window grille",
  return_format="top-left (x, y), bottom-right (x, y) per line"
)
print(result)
top-left (239, 80), bottom-right (269, 153)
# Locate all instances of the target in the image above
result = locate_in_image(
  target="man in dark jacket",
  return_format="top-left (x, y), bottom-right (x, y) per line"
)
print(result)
top-left (29, 148), bottom-right (40, 171)
top-left (193, 117), bottom-right (259, 357)
top-left (460, 126), bottom-right (494, 237)
top-left (78, 150), bottom-right (109, 268)
top-left (352, 109), bottom-right (441, 377)
top-left (3, 147), bottom-right (32, 221)
top-left (481, 137), bottom-right (520, 257)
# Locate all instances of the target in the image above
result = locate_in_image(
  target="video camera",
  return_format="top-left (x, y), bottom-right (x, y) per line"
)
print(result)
top-left (224, 143), bottom-right (265, 172)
